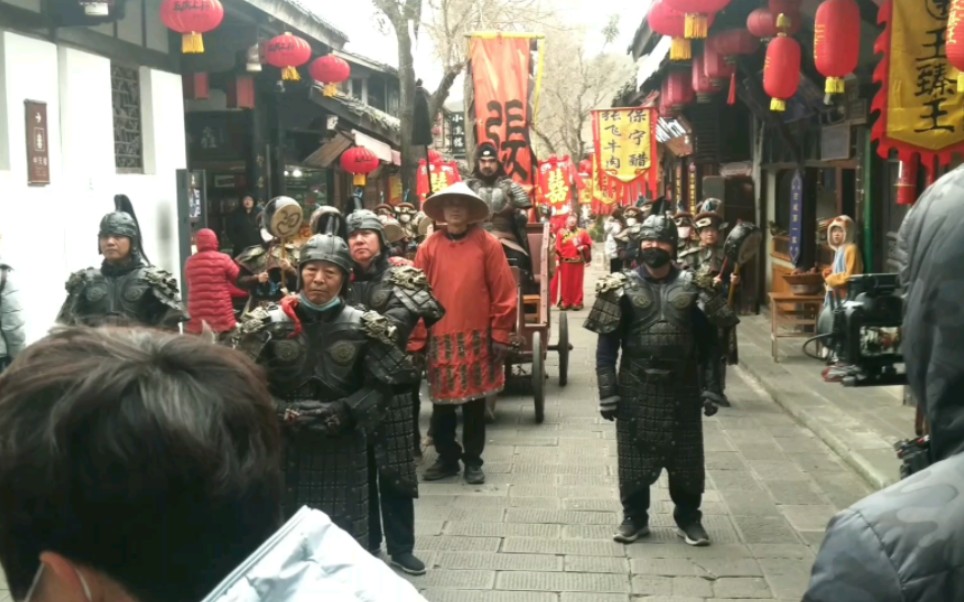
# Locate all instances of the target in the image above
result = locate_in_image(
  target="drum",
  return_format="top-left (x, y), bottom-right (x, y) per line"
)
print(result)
top-left (263, 196), bottom-right (304, 240)
top-left (416, 212), bottom-right (433, 238)
top-left (722, 221), bottom-right (762, 266)
top-left (379, 215), bottom-right (407, 244)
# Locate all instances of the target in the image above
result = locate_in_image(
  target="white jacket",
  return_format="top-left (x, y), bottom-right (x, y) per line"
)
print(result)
top-left (0, 263), bottom-right (25, 361)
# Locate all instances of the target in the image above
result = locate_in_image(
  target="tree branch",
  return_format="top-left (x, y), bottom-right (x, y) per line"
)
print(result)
top-left (429, 62), bottom-right (465, 121)
top-left (531, 123), bottom-right (558, 155)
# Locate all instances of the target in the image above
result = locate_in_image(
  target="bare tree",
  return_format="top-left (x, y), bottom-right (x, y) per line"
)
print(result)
top-left (531, 24), bottom-right (635, 161)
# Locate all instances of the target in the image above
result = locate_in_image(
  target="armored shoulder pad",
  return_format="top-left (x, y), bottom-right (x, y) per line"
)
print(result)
top-left (360, 310), bottom-right (418, 384)
top-left (678, 247), bottom-right (699, 263)
top-left (360, 310), bottom-right (399, 346)
top-left (389, 266), bottom-right (446, 325)
top-left (65, 268), bottom-right (95, 294)
top-left (235, 245), bottom-right (267, 271)
top-left (231, 306), bottom-right (281, 359)
top-left (142, 267), bottom-right (184, 312)
top-left (585, 273), bottom-right (627, 334)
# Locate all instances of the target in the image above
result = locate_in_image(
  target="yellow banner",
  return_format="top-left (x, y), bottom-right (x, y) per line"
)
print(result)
top-left (593, 108), bottom-right (653, 183)
top-left (884, 0), bottom-right (964, 151)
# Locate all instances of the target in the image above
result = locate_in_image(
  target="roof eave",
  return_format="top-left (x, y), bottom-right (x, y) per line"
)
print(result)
top-left (239, 0), bottom-right (349, 48)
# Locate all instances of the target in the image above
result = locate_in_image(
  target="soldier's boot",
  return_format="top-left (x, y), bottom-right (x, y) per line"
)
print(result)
top-left (613, 517), bottom-right (650, 543)
top-left (678, 521), bottom-right (710, 546)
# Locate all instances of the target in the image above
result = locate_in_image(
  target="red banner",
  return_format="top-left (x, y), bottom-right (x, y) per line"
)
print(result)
top-left (590, 109), bottom-right (659, 206)
top-left (416, 160), bottom-right (462, 202)
top-left (536, 155), bottom-right (573, 210)
top-left (469, 36), bottom-right (538, 191)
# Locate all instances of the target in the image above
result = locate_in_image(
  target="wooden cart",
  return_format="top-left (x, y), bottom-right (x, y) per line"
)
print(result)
top-left (506, 222), bottom-right (572, 423)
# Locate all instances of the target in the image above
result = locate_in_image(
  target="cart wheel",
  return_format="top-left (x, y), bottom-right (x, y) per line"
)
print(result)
top-left (558, 311), bottom-right (570, 387)
top-left (532, 331), bottom-right (545, 424)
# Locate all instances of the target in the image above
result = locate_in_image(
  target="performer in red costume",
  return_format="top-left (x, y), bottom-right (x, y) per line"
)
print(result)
top-left (551, 214), bottom-right (593, 310)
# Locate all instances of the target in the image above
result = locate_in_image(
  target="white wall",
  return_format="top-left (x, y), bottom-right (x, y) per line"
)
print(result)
top-left (0, 30), bottom-right (187, 344)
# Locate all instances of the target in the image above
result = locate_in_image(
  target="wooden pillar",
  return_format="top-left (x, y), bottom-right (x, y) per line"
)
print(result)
top-left (248, 89), bottom-right (269, 202)
top-left (799, 167), bottom-right (819, 270)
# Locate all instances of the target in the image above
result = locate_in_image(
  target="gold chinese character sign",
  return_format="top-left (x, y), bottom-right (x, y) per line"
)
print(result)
top-left (591, 108), bottom-right (659, 206)
top-left (872, 0), bottom-right (964, 169)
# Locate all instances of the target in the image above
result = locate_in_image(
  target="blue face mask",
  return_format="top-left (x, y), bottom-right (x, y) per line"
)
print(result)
top-left (298, 293), bottom-right (341, 312)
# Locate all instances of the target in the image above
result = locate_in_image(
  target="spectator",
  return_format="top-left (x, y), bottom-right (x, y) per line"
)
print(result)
top-left (184, 228), bottom-right (245, 338)
top-left (0, 327), bottom-right (425, 602)
top-left (604, 208), bottom-right (624, 273)
top-left (228, 194), bottom-right (263, 258)
top-left (0, 255), bottom-right (24, 371)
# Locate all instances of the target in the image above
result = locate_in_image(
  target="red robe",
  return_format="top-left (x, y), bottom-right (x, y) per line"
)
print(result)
top-left (550, 227), bottom-right (592, 309)
top-left (412, 226), bottom-right (517, 404)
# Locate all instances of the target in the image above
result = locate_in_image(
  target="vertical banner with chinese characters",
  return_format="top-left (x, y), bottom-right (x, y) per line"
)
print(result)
top-left (416, 160), bottom-right (462, 203)
top-left (537, 156), bottom-right (574, 226)
top-left (872, 0), bottom-right (964, 175)
top-left (24, 100), bottom-right (50, 186)
top-left (468, 34), bottom-right (543, 191)
top-left (789, 171), bottom-right (804, 266)
top-left (591, 108), bottom-right (659, 204)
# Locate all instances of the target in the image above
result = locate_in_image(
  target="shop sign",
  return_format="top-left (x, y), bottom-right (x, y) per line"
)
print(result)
top-left (789, 170), bottom-right (803, 265)
top-left (820, 124), bottom-right (851, 161)
top-left (25, 100), bottom-right (50, 186)
top-left (674, 161), bottom-right (685, 205)
top-left (687, 162), bottom-right (698, 213)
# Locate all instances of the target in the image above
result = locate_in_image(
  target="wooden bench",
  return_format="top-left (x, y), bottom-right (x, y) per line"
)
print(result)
top-left (769, 292), bottom-right (824, 362)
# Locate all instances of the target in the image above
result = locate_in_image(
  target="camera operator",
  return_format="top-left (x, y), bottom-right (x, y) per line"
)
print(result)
top-left (804, 166), bottom-right (964, 601)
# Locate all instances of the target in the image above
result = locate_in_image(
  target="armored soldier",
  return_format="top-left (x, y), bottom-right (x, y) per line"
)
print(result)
top-left (465, 142), bottom-right (534, 287)
top-left (584, 215), bottom-right (735, 547)
top-left (614, 206), bottom-right (645, 270)
top-left (674, 210), bottom-right (700, 256)
top-left (395, 202), bottom-right (420, 259)
top-left (234, 234), bottom-right (416, 551)
top-left (343, 210), bottom-right (444, 576)
top-left (57, 195), bottom-right (186, 330)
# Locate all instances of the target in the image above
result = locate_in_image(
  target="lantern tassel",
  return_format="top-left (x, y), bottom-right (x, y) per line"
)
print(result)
top-left (182, 32), bottom-right (204, 54)
top-left (670, 37), bottom-right (692, 61)
top-left (353, 174), bottom-right (367, 186)
top-left (281, 66), bottom-right (301, 82)
top-left (770, 98), bottom-right (786, 112)
top-left (684, 13), bottom-right (709, 39)
top-left (323, 83), bottom-right (338, 97)
top-left (727, 71), bottom-right (737, 105)
top-left (775, 12), bottom-right (791, 32)
top-left (958, 73), bottom-right (964, 93)
top-left (824, 77), bottom-right (845, 95)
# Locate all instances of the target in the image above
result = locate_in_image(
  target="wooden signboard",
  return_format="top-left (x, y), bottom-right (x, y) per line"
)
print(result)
top-left (25, 100), bottom-right (50, 186)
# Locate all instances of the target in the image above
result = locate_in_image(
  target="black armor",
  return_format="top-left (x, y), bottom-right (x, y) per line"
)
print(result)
top-left (236, 301), bottom-right (415, 547)
top-left (466, 172), bottom-right (533, 281)
top-left (585, 269), bottom-right (730, 513)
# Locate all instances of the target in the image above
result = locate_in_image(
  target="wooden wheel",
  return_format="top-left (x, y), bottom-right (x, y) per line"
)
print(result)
top-left (532, 331), bottom-right (545, 424)
top-left (558, 310), bottom-right (570, 387)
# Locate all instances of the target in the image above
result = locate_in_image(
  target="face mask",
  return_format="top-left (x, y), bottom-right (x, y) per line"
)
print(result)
top-left (678, 226), bottom-right (692, 239)
top-left (625, 218), bottom-right (638, 227)
top-left (399, 214), bottom-right (411, 223)
top-left (640, 247), bottom-right (672, 268)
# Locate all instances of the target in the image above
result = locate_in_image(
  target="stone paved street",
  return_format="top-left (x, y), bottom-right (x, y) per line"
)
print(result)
top-left (403, 260), bottom-right (872, 602)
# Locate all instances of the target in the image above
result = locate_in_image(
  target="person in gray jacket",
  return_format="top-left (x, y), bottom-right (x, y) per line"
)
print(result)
top-left (804, 165), bottom-right (964, 601)
top-left (0, 260), bottom-right (25, 370)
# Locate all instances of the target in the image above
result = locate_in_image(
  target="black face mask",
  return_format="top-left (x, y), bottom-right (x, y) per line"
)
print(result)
top-left (640, 247), bottom-right (672, 268)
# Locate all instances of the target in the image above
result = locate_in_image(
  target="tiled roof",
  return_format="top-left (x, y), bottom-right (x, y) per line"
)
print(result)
top-left (280, 0), bottom-right (350, 43)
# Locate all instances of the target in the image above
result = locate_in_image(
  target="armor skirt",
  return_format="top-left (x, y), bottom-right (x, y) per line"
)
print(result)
top-left (615, 359), bottom-right (706, 501)
top-left (282, 429), bottom-right (370, 548)
top-left (372, 388), bottom-right (419, 498)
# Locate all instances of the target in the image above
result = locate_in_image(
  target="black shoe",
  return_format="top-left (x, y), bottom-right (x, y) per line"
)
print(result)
top-left (613, 517), bottom-right (650, 543)
top-left (464, 465), bottom-right (485, 484)
top-left (390, 552), bottom-right (427, 576)
top-left (422, 459), bottom-right (459, 481)
top-left (678, 521), bottom-right (710, 546)
top-left (716, 394), bottom-right (731, 407)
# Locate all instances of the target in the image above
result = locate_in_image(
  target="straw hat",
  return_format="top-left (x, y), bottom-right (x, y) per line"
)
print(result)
top-left (422, 182), bottom-right (490, 224)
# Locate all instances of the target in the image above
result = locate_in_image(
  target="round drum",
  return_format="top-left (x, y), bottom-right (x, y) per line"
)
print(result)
top-left (723, 221), bottom-right (762, 266)
top-left (263, 196), bottom-right (304, 240)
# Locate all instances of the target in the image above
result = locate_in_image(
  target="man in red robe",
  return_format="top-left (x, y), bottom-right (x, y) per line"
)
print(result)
top-left (412, 182), bottom-right (517, 486)
top-left (551, 214), bottom-right (593, 310)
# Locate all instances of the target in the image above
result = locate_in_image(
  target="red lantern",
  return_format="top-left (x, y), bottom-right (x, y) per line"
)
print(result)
top-left (813, 0), bottom-right (860, 98)
top-left (703, 42), bottom-right (734, 82)
top-left (747, 8), bottom-right (801, 39)
top-left (182, 72), bottom-right (209, 100)
top-left (692, 55), bottom-right (720, 102)
top-left (265, 32), bottom-right (312, 82)
top-left (649, 2), bottom-right (693, 61)
top-left (309, 55), bottom-right (351, 97)
top-left (763, 30), bottom-right (801, 112)
top-left (665, 69), bottom-right (695, 110)
top-left (160, 0), bottom-right (224, 54)
top-left (949, 0), bottom-right (964, 91)
top-left (664, 0), bottom-right (730, 39)
top-left (896, 157), bottom-right (919, 206)
top-left (340, 147), bottom-right (380, 186)
top-left (708, 29), bottom-right (760, 58)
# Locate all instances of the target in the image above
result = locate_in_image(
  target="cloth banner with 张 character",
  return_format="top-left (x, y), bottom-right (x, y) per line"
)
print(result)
top-left (591, 108), bottom-right (659, 204)
top-left (468, 34), bottom-right (542, 192)
top-left (416, 160), bottom-right (462, 203)
top-left (872, 0), bottom-right (964, 174)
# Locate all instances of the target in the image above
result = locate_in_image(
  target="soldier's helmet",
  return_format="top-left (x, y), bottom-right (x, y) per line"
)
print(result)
top-left (345, 209), bottom-right (388, 249)
top-left (298, 234), bottom-right (353, 277)
top-left (639, 214), bottom-right (679, 251)
top-left (310, 205), bottom-right (346, 239)
top-left (98, 194), bottom-right (148, 262)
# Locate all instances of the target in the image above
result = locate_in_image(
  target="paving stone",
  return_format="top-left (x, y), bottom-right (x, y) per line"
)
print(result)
top-left (418, 588), bottom-right (484, 602)
top-left (434, 552), bottom-right (562, 572)
top-left (625, 543), bottom-right (752, 560)
top-left (505, 508), bottom-right (617, 525)
top-left (746, 460), bottom-right (808, 481)
top-left (415, 536), bottom-right (504, 552)
top-left (686, 558), bottom-right (764, 577)
top-left (731, 515), bottom-right (801, 544)
top-left (778, 505), bottom-right (836, 531)
top-left (483, 592), bottom-right (559, 602)
top-left (557, 473), bottom-right (617, 486)
top-left (705, 451), bottom-right (749, 471)
top-left (798, 530), bottom-right (827, 547)
top-left (629, 576), bottom-right (674, 596)
top-left (506, 496), bottom-right (562, 509)
top-left (562, 498), bottom-right (621, 511)
top-left (502, 537), bottom-right (626, 557)
top-left (417, 569), bottom-right (496, 589)
top-left (415, 520), bottom-right (446, 536)
top-left (712, 577), bottom-right (773, 598)
top-left (447, 507), bottom-right (508, 522)
top-left (496, 571), bottom-right (630, 593)
top-left (672, 576), bottom-right (715, 597)
top-left (563, 555), bottom-right (630, 574)
top-left (758, 558), bottom-right (815, 599)
top-left (563, 524), bottom-right (616, 540)
top-left (445, 522), bottom-right (561, 538)
top-left (764, 481), bottom-right (831, 506)
top-left (747, 544), bottom-right (816, 560)
top-left (559, 594), bottom-right (629, 602)
top-left (629, 558), bottom-right (705, 576)
top-left (512, 463), bottom-right (606, 475)
top-left (720, 490), bottom-right (781, 517)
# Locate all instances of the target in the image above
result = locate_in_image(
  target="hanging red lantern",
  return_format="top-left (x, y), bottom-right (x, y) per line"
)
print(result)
top-left (664, 0), bottom-right (730, 39)
top-left (896, 157), bottom-right (919, 206)
top-left (763, 25), bottom-right (801, 112)
top-left (309, 55), bottom-right (351, 96)
top-left (265, 32), bottom-right (312, 82)
top-left (649, 2), bottom-right (694, 61)
top-left (949, 0), bottom-right (964, 91)
top-left (708, 29), bottom-right (760, 59)
top-left (747, 8), bottom-right (801, 39)
top-left (813, 0), bottom-right (860, 99)
top-left (703, 42), bottom-right (734, 82)
top-left (340, 147), bottom-right (380, 186)
top-left (665, 69), bottom-right (695, 110)
top-left (160, 0), bottom-right (224, 54)
top-left (692, 55), bottom-right (720, 102)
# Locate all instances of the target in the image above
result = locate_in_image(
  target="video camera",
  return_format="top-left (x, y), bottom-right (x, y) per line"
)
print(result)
top-left (827, 273), bottom-right (906, 388)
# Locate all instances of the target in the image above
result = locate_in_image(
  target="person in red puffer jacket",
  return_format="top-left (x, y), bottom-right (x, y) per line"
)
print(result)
top-left (185, 229), bottom-right (245, 336)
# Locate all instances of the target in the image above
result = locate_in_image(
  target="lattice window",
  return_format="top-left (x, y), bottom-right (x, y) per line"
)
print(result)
top-left (111, 63), bottom-right (143, 172)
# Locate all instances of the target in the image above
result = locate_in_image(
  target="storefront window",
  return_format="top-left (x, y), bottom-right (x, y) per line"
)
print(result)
top-left (284, 166), bottom-right (331, 223)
